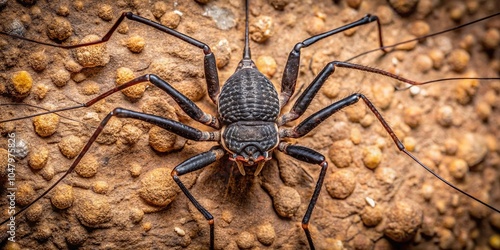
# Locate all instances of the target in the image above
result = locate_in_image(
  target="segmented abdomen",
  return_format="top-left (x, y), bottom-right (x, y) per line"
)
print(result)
top-left (218, 68), bottom-right (280, 124)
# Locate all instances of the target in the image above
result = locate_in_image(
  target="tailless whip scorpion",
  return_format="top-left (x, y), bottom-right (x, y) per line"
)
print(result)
top-left (1, 0), bottom-right (499, 249)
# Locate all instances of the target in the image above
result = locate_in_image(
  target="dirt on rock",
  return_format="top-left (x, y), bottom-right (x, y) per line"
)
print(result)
top-left (0, 0), bottom-right (499, 249)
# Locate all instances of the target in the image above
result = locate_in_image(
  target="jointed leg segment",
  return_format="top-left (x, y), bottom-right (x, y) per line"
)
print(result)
top-left (171, 147), bottom-right (226, 250)
top-left (279, 14), bottom-right (385, 108)
top-left (278, 142), bottom-right (327, 250)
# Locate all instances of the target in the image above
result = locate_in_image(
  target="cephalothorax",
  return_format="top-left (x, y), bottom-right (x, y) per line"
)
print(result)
top-left (1, 1), bottom-right (499, 249)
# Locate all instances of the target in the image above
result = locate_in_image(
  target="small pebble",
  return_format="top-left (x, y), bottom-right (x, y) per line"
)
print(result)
top-left (149, 125), bottom-right (177, 153)
top-left (58, 135), bottom-right (84, 159)
top-left (459, 34), bottom-right (475, 51)
top-left (152, 1), bottom-right (167, 19)
top-left (12, 139), bottom-right (29, 159)
top-left (221, 210), bottom-right (233, 224)
top-left (3, 242), bottom-right (20, 250)
top-left (28, 146), bottom-right (49, 170)
top-left (415, 54), bottom-right (433, 73)
top-left (350, 127), bottom-right (361, 145)
top-left (173, 80), bottom-right (205, 102)
top-left (51, 68), bottom-right (71, 87)
top-left (98, 4), bottom-right (113, 21)
top-left (454, 74), bottom-right (479, 105)
top-left (17, 183), bottom-right (36, 207)
top-left (448, 2), bottom-right (466, 21)
top-left (66, 225), bottom-right (88, 246)
top-left (457, 133), bottom-right (487, 167)
top-left (160, 11), bottom-right (181, 29)
top-left (33, 84), bottom-right (48, 99)
top-left (79, 81), bottom-right (100, 95)
top-left (376, 5), bottom-right (393, 25)
top-left (72, 73), bottom-right (86, 83)
top-left (490, 235), bottom-right (500, 250)
top-left (213, 39), bottom-right (231, 69)
top-left (46, 16), bottom-right (73, 41)
top-left (118, 23), bottom-right (129, 34)
top-left (396, 35), bottom-right (418, 51)
top-left (371, 82), bottom-right (394, 109)
top-left (51, 184), bottom-right (74, 209)
top-left (33, 113), bottom-right (59, 137)
top-left (491, 213), bottom-right (500, 230)
top-left (273, 186), bottom-right (301, 218)
top-left (129, 207), bottom-right (144, 223)
top-left (325, 169), bottom-right (356, 199)
top-left (438, 228), bottom-right (455, 249)
top-left (269, 0), bottom-right (290, 10)
top-left (403, 106), bottom-right (422, 128)
top-left (126, 35), bottom-right (145, 53)
top-left (345, 103), bottom-right (366, 123)
top-left (33, 223), bottom-right (52, 241)
top-left (236, 231), bottom-right (256, 249)
top-left (116, 67), bottom-right (146, 100)
top-left (362, 146), bottom-right (382, 169)
top-left (384, 200), bottom-right (423, 242)
top-left (139, 168), bottom-right (179, 206)
top-left (465, 0), bottom-right (479, 13)
top-left (255, 55), bottom-right (277, 78)
top-left (346, 0), bottom-right (362, 9)
top-left (25, 203), bottom-right (43, 222)
top-left (475, 101), bottom-right (491, 120)
top-left (444, 138), bottom-right (458, 155)
top-left (119, 124), bottom-right (142, 144)
top-left (129, 162), bottom-right (142, 177)
top-left (73, 1), bottom-right (84, 11)
top-left (428, 49), bottom-right (445, 69)
top-left (409, 86), bottom-right (420, 96)
top-left (322, 80), bottom-right (341, 99)
top-left (435, 105), bottom-right (453, 127)
top-left (328, 140), bottom-right (353, 168)
top-left (469, 193), bottom-right (491, 219)
top-left (375, 167), bottom-right (397, 185)
top-left (29, 50), bottom-right (49, 72)
top-left (484, 89), bottom-right (497, 106)
top-left (361, 205), bottom-right (383, 227)
top-left (56, 5), bottom-right (70, 16)
top-left (409, 20), bottom-right (430, 38)
top-left (63, 59), bottom-right (81, 72)
top-left (365, 197), bottom-right (376, 207)
top-left (75, 155), bottom-right (98, 178)
top-left (256, 222), bottom-right (275, 246)
top-left (150, 58), bottom-right (205, 101)
top-left (143, 222), bottom-right (152, 231)
top-left (7, 19), bottom-right (26, 37)
top-left (420, 183), bottom-right (434, 200)
top-left (250, 15), bottom-right (273, 43)
top-left (92, 181), bottom-right (109, 194)
top-left (447, 49), bottom-right (470, 73)
top-left (95, 116), bottom-right (121, 145)
top-left (403, 136), bottom-right (416, 152)
top-left (40, 164), bottom-right (55, 181)
top-left (174, 226), bottom-right (186, 236)
top-left (482, 28), bottom-right (500, 50)
top-left (74, 34), bottom-right (110, 68)
top-left (441, 216), bottom-right (456, 229)
top-left (9, 71), bottom-right (32, 99)
top-left (387, 0), bottom-right (419, 16)
top-left (353, 234), bottom-right (373, 250)
top-left (75, 193), bottom-right (112, 227)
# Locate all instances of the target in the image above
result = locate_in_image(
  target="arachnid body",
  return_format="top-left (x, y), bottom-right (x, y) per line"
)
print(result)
top-left (1, 0), bottom-right (499, 249)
